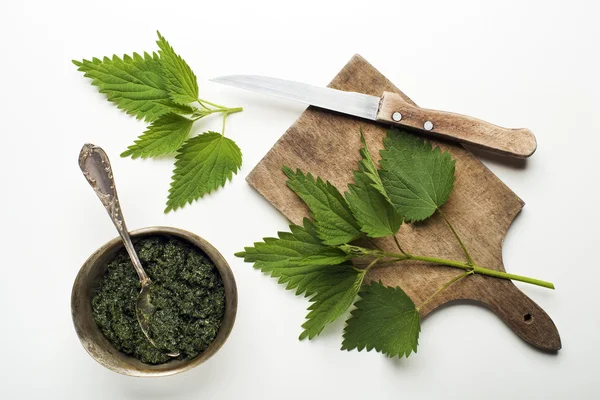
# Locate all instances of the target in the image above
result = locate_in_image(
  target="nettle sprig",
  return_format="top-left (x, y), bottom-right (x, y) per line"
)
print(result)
top-left (236, 128), bottom-right (554, 358)
top-left (73, 32), bottom-right (242, 212)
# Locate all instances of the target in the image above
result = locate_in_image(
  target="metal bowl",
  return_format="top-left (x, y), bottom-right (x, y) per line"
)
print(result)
top-left (71, 226), bottom-right (238, 377)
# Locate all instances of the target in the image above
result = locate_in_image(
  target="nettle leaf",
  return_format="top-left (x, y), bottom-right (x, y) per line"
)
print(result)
top-left (358, 130), bottom-right (391, 202)
top-left (300, 266), bottom-right (365, 340)
top-left (379, 129), bottom-right (456, 222)
top-left (121, 113), bottom-right (193, 159)
top-left (236, 219), bottom-right (363, 340)
top-left (166, 131), bottom-right (242, 212)
top-left (342, 281), bottom-right (420, 358)
top-left (156, 31), bottom-right (199, 105)
top-left (73, 52), bottom-right (194, 122)
top-left (346, 132), bottom-right (402, 238)
top-left (283, 167), bottom-right (362, 246)
top-left (235, 218), bottom-right (350, 279)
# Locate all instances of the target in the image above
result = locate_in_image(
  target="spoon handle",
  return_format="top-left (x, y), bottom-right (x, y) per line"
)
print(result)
top-left (78, 144), bottom-right (151, 284)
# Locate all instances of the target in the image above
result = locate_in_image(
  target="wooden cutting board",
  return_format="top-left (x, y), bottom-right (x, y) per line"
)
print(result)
top-left (246, 55), bottom-right (560, 351)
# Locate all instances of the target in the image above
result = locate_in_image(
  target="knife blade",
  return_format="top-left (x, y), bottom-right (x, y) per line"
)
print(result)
top-left (211, 75), bottom-right (537, 158)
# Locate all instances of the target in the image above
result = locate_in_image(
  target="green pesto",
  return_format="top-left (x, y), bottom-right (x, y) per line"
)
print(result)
top-left (92, 236), bottom-right (226, 364)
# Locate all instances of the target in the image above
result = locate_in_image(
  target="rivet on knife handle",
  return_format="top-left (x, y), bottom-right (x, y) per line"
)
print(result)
top-left (377, 91), bottom-right (537, 158)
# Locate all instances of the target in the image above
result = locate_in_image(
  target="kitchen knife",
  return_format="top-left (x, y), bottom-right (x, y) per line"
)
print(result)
top-left (211, 75), bottom-right (537, 158)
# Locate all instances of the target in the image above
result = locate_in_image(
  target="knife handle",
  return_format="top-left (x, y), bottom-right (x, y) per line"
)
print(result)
top-left (376, 91), bottom-right (537, 158)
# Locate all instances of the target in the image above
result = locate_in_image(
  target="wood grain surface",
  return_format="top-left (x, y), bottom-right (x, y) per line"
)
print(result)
top-left (246, 55), bottom-right (560, 351)
top-left (377, 91), bottom-right (537, 157)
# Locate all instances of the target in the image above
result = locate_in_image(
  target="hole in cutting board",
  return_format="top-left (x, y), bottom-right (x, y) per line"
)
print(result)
top-left (523, 313), bottom-right (534, 324)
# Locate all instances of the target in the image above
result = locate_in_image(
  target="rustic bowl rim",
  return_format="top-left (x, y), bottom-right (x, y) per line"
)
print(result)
top-left (71, 226), bottom-right (238, 377)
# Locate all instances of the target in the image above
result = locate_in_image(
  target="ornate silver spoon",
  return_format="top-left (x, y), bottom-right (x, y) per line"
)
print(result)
top-left (79, 144), bottom-right (179, 357)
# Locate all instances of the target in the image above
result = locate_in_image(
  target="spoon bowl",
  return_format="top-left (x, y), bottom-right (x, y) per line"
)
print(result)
top-left (135, 284), bottom-right (181, 358)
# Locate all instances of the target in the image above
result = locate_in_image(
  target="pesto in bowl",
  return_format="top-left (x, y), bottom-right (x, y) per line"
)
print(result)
top-left (92, 236), bottom-right (226, 365)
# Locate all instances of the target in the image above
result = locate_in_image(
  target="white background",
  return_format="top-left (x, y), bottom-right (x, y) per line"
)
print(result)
top-left (1, 0), bottom-right (598, 398)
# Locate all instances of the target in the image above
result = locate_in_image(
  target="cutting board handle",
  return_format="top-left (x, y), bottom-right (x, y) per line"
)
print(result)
top-left (376, 91), bottom-right (537, 158)
top-left (480, 279), bottom-right (561, 351)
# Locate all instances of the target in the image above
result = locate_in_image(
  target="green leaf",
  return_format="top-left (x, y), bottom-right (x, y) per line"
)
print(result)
top-left (121, 113), bottom-right (194, 159)
top-left (156, 31), bottom-right (199, 105)
top-left (346, 132), bottom-right (402, 238)
top-left (165, 132), bottom-right (242, 212)
top-left (236, 218), bottom-right (363, 339)
top-left (235, 218), bottom-right (351, 278)
top-left (358, 129), bottom-right (391, 202)
top-left (73, 52), bottom-right (194, 122)
top-left (342, 281), bottom-right (420, 358)
top-left (299, 266), bottom-right (365, 340)
top-left (379, 129), bottom-right (456, 222)
top-left (282, 167), bottom-right (362, 246)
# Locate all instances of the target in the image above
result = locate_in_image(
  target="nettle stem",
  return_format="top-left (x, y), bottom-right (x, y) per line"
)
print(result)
top-left (192, 98), bottom-right (243, 136)
top-left (222, 107), bottom-right (243, 115)
top-left (197, 98), bottom-right (228, 109)
top-left (193, 106), bottom-right (243, 118)
top-left (417, 270), bottom-right (472, 311)
top-left (438, 210), bottom-right (475, 266)
top-left (358, 211), bottom-right (554, 293)
top-left (373, 209), bottom-right (554, 302)
top-left (380, 253), bottom-right (554, 289)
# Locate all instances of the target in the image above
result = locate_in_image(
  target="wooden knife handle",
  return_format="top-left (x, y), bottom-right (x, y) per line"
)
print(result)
top-left (376, 91), bottom-right (537, 158)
